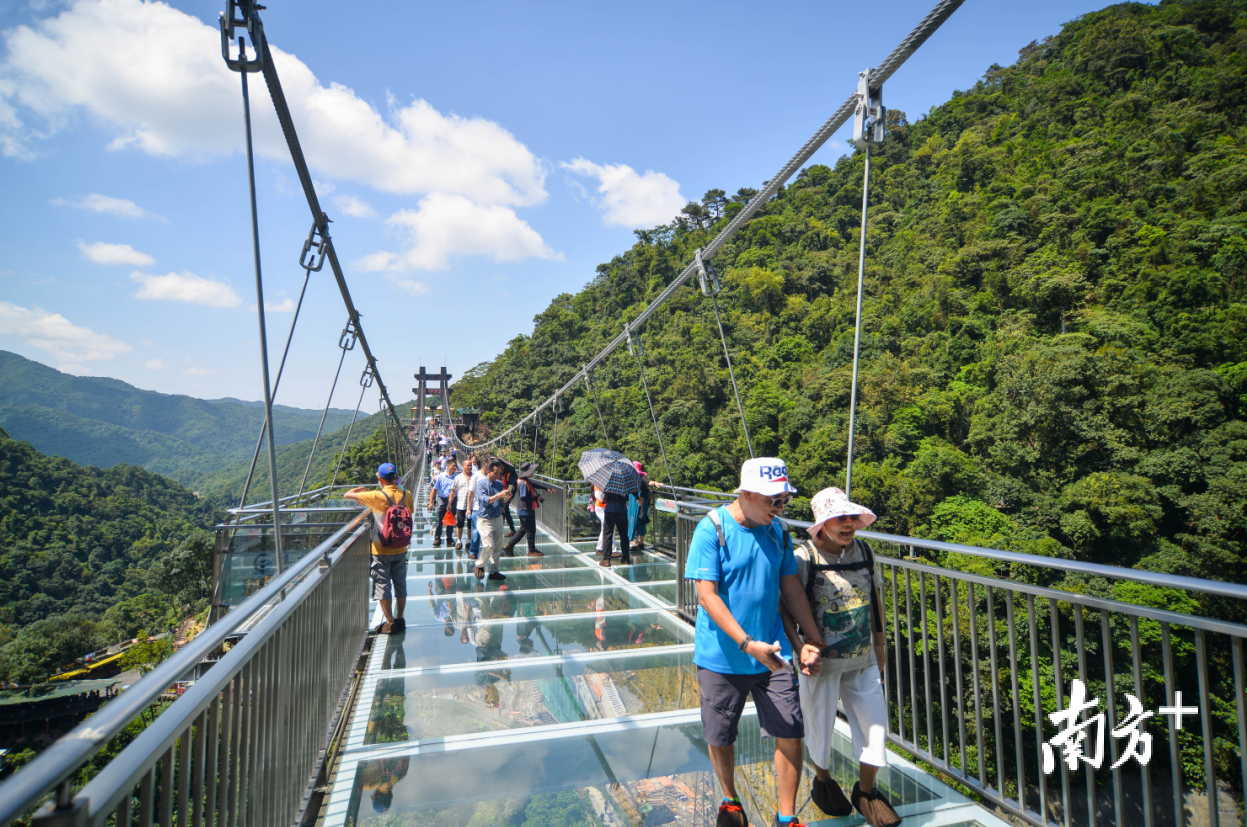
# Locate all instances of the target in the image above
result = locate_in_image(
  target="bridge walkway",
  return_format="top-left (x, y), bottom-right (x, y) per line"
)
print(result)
top-left (316, 475), bottom-right (1008, 827)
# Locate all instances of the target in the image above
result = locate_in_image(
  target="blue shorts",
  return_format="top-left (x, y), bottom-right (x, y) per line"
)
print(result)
top-left (370, 553), bottom-right (408, 601)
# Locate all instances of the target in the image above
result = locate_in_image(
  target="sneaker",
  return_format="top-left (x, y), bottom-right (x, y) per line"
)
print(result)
top-left (392, 617), bottom-right (406, 633)
top-left (527, 550), bottom-right (544, 557)
top-left (376, 621), bottom-right (394, 635)
top-left (487, 571), bottom-right (507, 581)
top-left (599, 559), bottom-right (611, 568)
top-left (717, 801), bottom-right (747, 827)
top-left (811, 776), bottom-right (852, 817)
top-left (432, 541), bottom-right (442, 548)
top-left (769, 817), bottom-right (804, 827)
top-left (851, 783), bottom-right (901, 827)
top-left (503, 544), bottom-right (516, 557)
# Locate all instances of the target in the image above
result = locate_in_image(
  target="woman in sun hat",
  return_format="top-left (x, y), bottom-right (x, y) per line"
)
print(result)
top-left (781, 487), bottom-right (901, 827)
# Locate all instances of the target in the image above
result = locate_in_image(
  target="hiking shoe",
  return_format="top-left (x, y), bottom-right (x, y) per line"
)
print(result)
top-left (811, 776), bottom-right (852, 817)
top-left (851, 783), bottom-right (901, 827)
top-left (432, 541), bottom-right (442, 548)
top-left (488, 571), bottom-right (507, 581)
top-left (376, 621), bottom-right (394, 635)
top-left (392, 617), bottom-right (406, 633)
top-left (503, 544), bottom-right (516, 557)
top-left (598, 559), bottom-right (611, 568)
top-left (527, 550), bottom-right (544, 557)
top-left (717, 801), bottom-right (747, 827)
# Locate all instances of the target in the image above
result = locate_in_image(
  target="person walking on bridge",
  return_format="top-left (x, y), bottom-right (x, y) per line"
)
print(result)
top-left (504, 462), bottom-right (545, 557)
top-left (429, 459), bottom-right (458, 547)
top-left (451, 457), bottom-right (473, 550)
top-left (470, 459), bottom-right (512, 581)
top-left (782, 488), bottom-right (900, 827)
top-left (684, 457), bottom-right (824, 827)
top-left (345, 462), bottom-right (413, 634)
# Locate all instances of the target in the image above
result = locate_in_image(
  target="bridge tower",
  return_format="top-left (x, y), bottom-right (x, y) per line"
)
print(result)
top-left (413, 366), bottom-right (453, 435)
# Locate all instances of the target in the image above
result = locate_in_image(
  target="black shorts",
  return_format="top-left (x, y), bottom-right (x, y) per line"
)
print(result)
top-left (696, 666), bottom-right (803, 746)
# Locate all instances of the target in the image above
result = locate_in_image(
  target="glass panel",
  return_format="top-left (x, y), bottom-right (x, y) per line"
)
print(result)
top-left (608, 563), bottom-right (678, 583)
top-left (362, 648), bottom-right (700, 743)
top-left (406, 586), bottom-right (662, 627)
top-left (375, 611), bottom-right (692, 669)
top-left (344, 713), bottom-right (938, 827)
top-left (405, 549), bottom-right (590, 572)
top-left (635, 583), bottom-right (677, 606)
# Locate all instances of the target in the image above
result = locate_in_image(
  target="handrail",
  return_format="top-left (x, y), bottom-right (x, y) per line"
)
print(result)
top-left (665, 499), bottom-right (1247, 603)
top-left (0, 510), bottom-right (369, 825)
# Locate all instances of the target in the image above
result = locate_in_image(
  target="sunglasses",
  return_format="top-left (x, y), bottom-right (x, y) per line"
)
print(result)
top-left (761, 494), bottom-right (792, 510)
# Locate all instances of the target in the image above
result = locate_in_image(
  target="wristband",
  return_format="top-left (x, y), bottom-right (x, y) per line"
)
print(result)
top-left (738, 635), bottom-right (754, 653)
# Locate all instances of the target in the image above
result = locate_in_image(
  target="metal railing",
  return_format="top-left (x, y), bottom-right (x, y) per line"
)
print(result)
top-left (0, 515), bottom-right (371, 826)
top-left (657, 500), bottom-right (1247, 827)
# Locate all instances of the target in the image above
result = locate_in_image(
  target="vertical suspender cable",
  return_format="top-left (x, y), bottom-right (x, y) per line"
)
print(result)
top-left (298, 336), bottom-right (349, 496)
top-left (331, 373), bottom-right (369, 488)
top-left (237, 34), bottom-right (283, 566)
top-left (709, 292), bottom-right (754, 459)
top-left (586, 371), bottom-right (612, 450)
top-left (630, 324), bottom-right (675, 489)
top-left (549, 398), bottom-right (560, 478)
top-left (238, 268), bottom-right (311, 508)
top-left (382, 399), bottom-right (393, 467)
top-left (845, 146), bottom-right (871, 499)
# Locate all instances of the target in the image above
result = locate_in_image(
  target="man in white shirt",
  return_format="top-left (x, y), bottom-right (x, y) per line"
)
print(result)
top-left (451, 458), bottom-right (474, 551)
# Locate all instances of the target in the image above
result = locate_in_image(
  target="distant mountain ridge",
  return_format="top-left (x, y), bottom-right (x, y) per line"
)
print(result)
top-left (0, 351), bottom-right (358, 489)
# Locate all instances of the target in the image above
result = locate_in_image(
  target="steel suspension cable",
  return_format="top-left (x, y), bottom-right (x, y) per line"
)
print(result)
top-left (460, 0), bottom-right (964, 450)
top-left (629, 324), bottom-right (675, 488)
top-left (549, 398), bottom-right (560, 477)
top-left (331, 370), bottom-right (372, 488)
top-left (236, 33), bottom-right (283, 561)
top-left (382, 399), bottom-right (394, 467)
top-left (297, 327), bottom-right (352, 496)
top-left (709, 292), bottom-right (754, 458)
top-left (238, 267), bottom-right (312, 508)
top-left (586, 371), bottom-right (612, 450)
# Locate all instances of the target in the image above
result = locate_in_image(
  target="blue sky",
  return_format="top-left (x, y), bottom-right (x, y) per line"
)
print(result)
top-left (0, 0), bottom-right (1122, 410)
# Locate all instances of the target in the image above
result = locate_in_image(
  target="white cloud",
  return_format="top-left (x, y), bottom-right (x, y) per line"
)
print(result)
top-left (143, 357), bottom-right (169, 369)
top-left (185, 366), bottom-right (218, 376)
top-left (130, 271), bottom-right (242, 308)
top-left (265, 298), bottom-right (296, 312)
top-left (390, 279), bottom-right (429, 296)
top-left (52, 193), bottom-right (162, 220)
top-left (356, 193), bottom-right (561, 273)
top-left (561, 158), bottom-right (685, 229)
top-left (78, 240), bottom-right (154, 265)
top-left (334, 195), bottom-right (376, 218)
top-left (0, 300), bottom-right (130, 362)
top-left (1, 0), bottom-right (547, 206)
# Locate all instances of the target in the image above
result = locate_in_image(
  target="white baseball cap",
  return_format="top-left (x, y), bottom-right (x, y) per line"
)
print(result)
top-left (735, 457), bottom-right (798, 497)
top-left (808, 487), bottom-right (876, 536)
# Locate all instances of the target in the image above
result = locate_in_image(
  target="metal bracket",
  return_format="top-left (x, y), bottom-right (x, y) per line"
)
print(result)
top-left (852, 69), bottom-right (886, 149)
top-left (693, 248), bottom-right (720, 297)
top-left (299, 218), bottom-right (330, 272)
top-left (625, 323), bottom-right (644, 357)
top-left (338, 320), bottom-right (358, 351)
top-left (360, 366), bottom-right (375, 389)
top-left (219, 0), bottom-right (265, 73)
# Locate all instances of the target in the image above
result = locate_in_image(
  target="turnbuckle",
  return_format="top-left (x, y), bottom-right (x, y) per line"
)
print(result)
top-left (300, 217), bottom-right (330, 272)
top-left (852, 69), bottom-right (886, 149)
top-left (219, 0), bottom-right (265, 73)
top-left (694, 248), bottom-right (720, 297)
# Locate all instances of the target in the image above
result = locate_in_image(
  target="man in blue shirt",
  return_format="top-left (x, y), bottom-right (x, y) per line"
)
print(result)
top-left (684, 458), bottom-right (824, 827)
top-left (428, 460), bottom-right (458, 547)
top-left (469, 459), bottom-right (512, 581)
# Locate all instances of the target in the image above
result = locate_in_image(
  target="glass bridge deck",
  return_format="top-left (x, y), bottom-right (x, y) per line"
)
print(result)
top-left (320, 502), bottom-right (1011, 827)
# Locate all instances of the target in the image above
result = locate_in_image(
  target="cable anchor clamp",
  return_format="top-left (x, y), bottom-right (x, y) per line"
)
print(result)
top-left (694, 248), bottom-right (720, 297)
top-left (219, 0), bottom-right (265, 73)
top-left (299, 218), bottom-right (330, 272)
top-left (852, 69), bottom-right (886, 149)
top-left (360, 366), bottom-right (376, 389)
top-left (339, 320), bottom-right (358, 351)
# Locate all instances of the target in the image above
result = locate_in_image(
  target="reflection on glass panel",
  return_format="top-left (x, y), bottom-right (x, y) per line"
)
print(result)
top-left (406, 548), bottom-right (590, 573)
top-left (218, 521), bottom-right (357, 606)
top-left (378, 610), bottom-right (691, 669)
top-left (407, 586), bottom-right (660, 628)
top-left (345, 713), bottom-right (937, 827)
top-left (362, 648), bottom-right (700, 744)
top-left (406, 568), bottom-right (610, 592)
top-left (608, 564), bottom-right (678, 583)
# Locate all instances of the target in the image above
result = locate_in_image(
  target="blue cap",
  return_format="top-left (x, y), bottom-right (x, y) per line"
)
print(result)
top-left (377, 462), bottom-right (397, 478)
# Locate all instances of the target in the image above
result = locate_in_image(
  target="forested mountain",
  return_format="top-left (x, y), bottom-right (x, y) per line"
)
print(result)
top-left (0, 351), bottom-right (357, 489)
top-left (0, 428), bottom-right (222, 683)
top-left (455, 1), bottom-right (1247, 589)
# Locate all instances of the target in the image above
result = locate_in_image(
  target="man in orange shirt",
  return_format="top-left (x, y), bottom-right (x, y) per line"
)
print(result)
top-left (345, 462), bottom-right (414, 634)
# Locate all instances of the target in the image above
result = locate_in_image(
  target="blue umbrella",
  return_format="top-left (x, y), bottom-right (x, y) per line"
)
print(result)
top-left (577, 449), bottom-right (642, 497)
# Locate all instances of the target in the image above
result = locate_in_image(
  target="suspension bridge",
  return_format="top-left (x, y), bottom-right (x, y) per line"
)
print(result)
top-left (3, 1), bottom-right (1247, 826)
